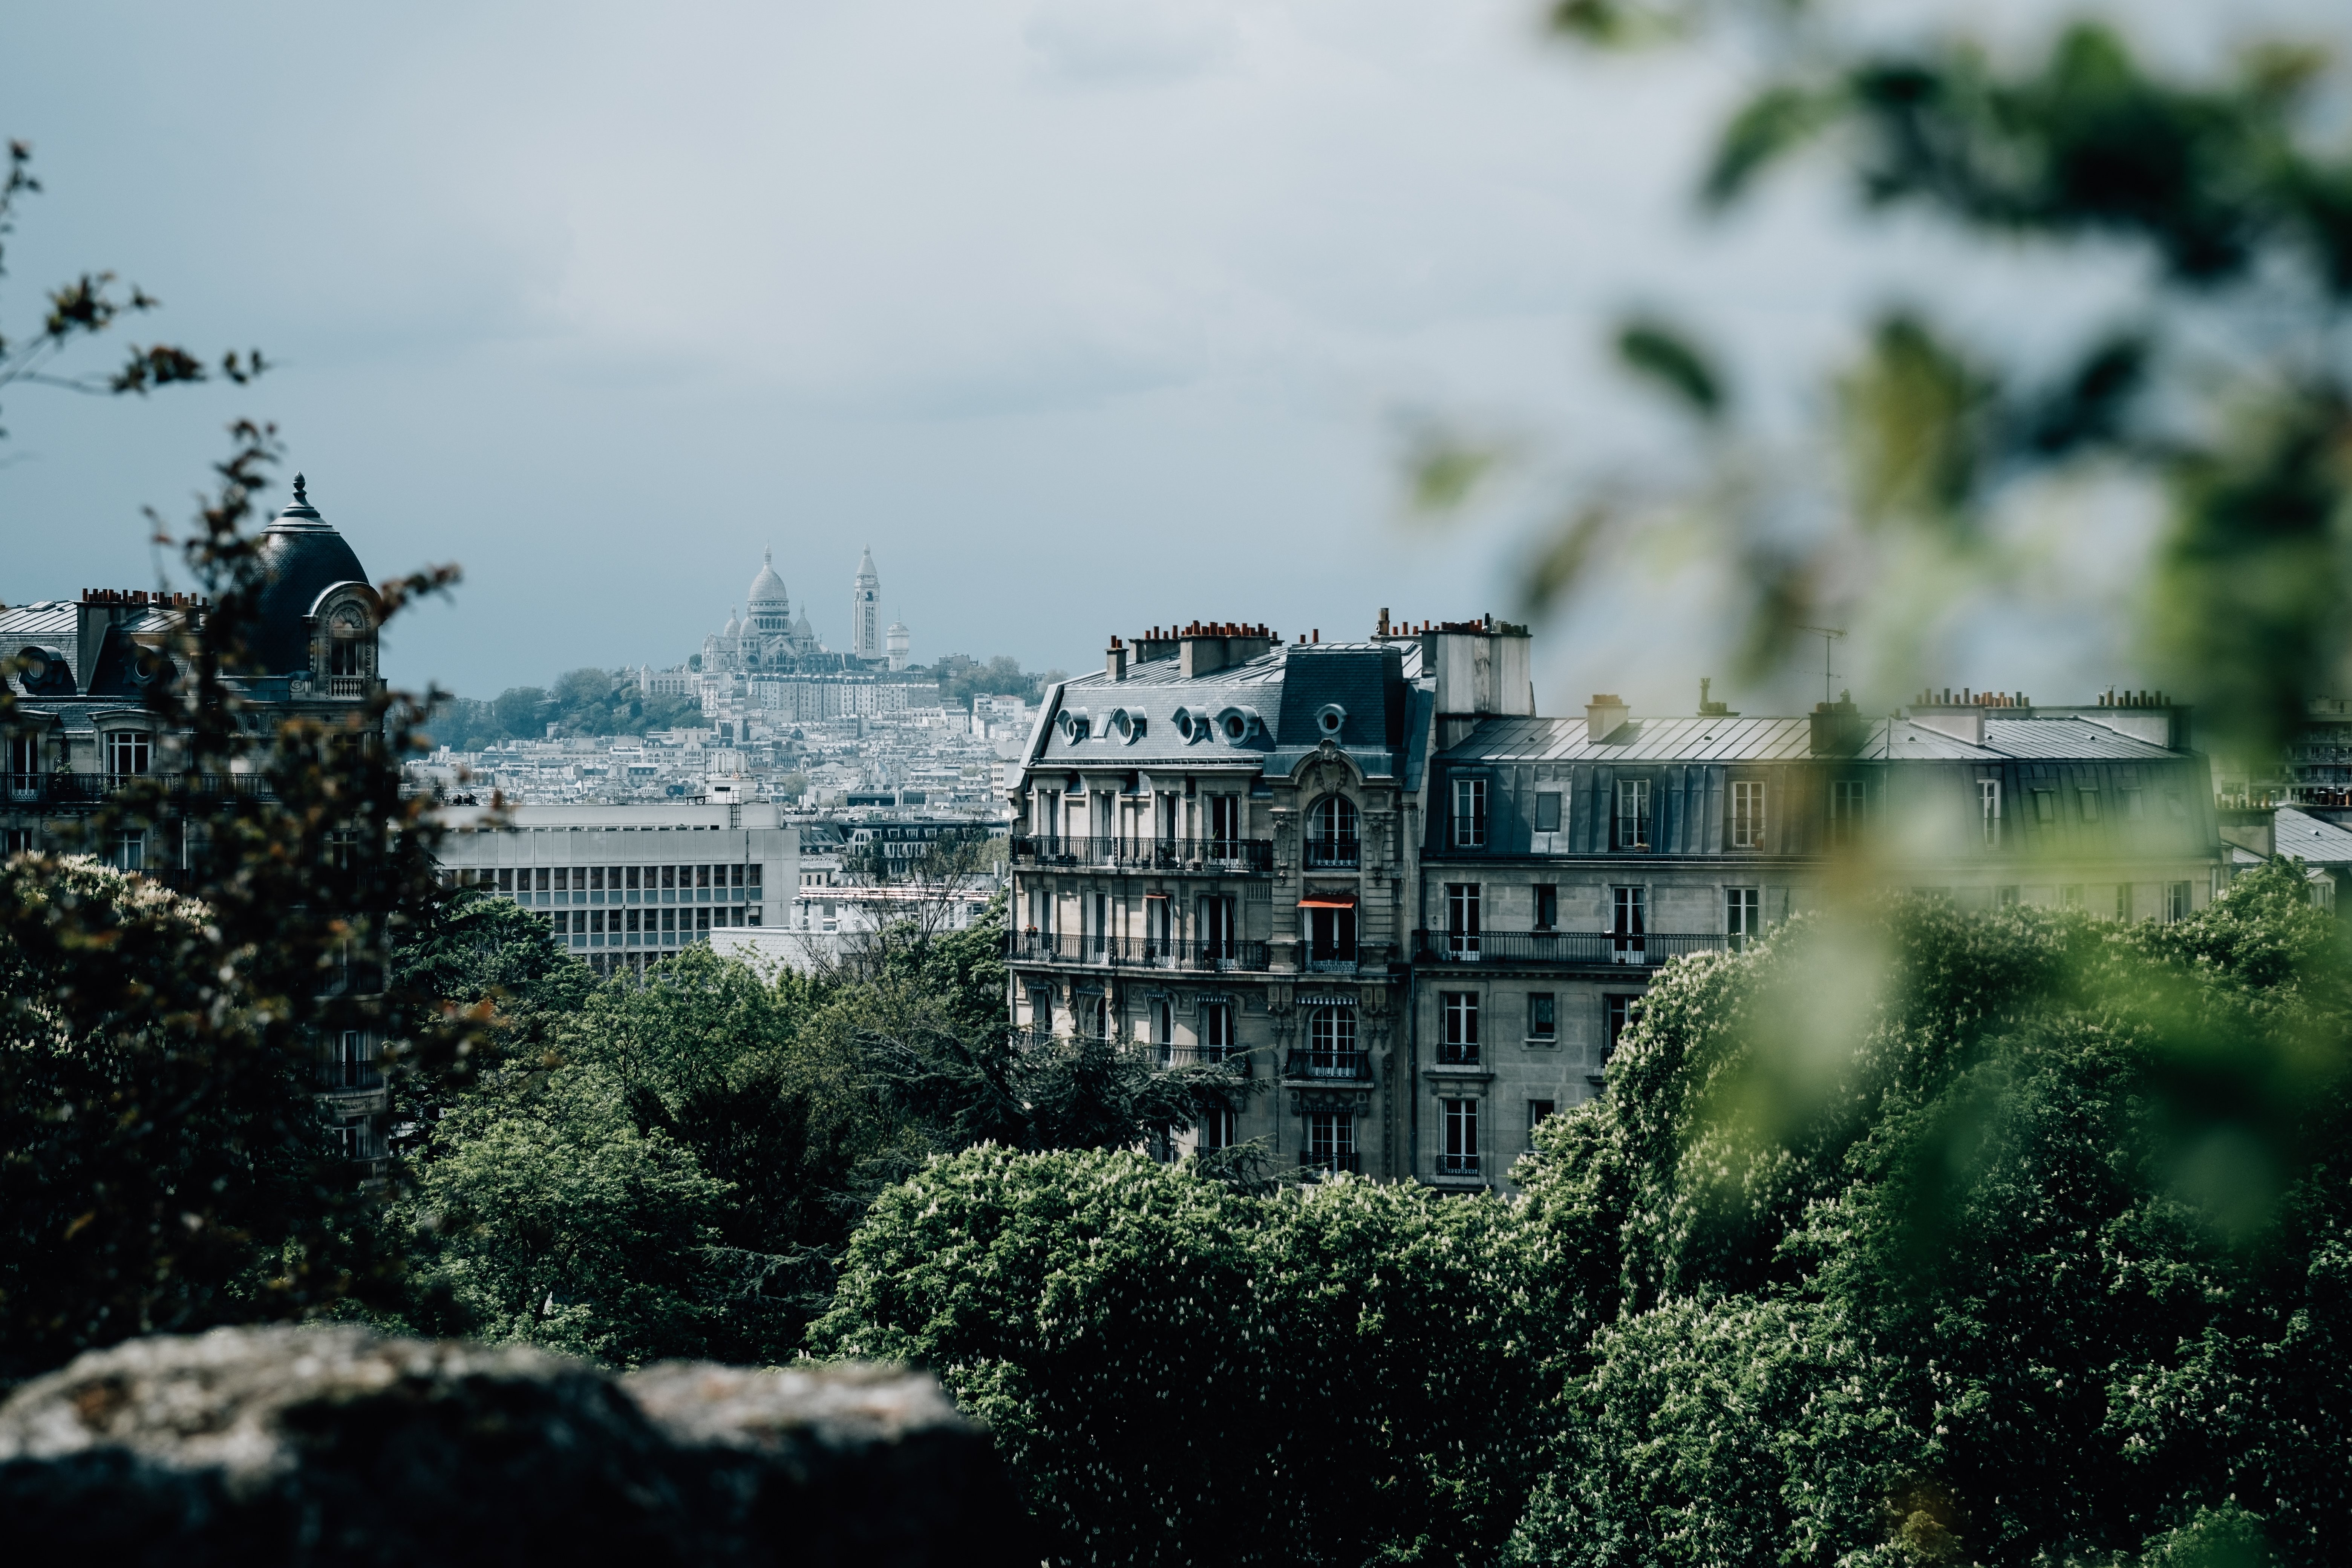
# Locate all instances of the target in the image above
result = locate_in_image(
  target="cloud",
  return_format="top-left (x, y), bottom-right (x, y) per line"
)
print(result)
top-left (1023, 0), bottom-right (1240, 86)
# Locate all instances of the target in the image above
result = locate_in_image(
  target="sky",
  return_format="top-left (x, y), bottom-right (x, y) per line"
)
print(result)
top-left (3, 0), bottom-right (2342, 713)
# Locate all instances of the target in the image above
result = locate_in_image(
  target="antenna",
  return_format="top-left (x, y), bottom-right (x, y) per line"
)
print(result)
top-left (1797, 625), bottom-right (1847, 706)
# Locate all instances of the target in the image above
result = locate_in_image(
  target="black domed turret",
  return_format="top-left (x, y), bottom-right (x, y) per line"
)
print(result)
top-left (248, 473), bottom-right (371, 675)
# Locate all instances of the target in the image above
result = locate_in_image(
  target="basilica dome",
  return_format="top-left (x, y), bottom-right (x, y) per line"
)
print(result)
top-left (747, 549), bottom-right (788, 609)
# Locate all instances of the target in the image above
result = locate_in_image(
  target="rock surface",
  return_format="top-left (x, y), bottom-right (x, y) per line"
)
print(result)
top-left (0, 1325), bottom-right (1031, 1566)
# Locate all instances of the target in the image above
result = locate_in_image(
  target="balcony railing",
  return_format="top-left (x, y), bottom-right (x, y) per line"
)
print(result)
top-left (1283, 1048), bottom-right (1371, 1081)
top-left (1298, 1150), bottom-right (1363, 1175)
top-left (1009, 931), bottom-right (1272, 972)
top-left (1436, 1153), bottom-right (1481, 1176)
top-left (1435, 1043), bottom-right (1479, 1067)
top-left (1158, 1044), bottom-right (1253, 1075)
top-left (1010, 835), bottom-right (1275, 874)
top-left (317, 1061), bottom-right (384, 1090)
top-left (4, 771), bottom-right (278, 805)
top-left (1411, 929), bottom-right (1727, 967)
top-left (1303, 838), bottom-right (1361, 869)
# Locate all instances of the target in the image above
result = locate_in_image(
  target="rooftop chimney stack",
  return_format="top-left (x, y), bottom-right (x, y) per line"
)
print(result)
top-left (1106, 636), bottom-right (1128, 683)
top-left (1585, 694), bottom-right (1629, 744)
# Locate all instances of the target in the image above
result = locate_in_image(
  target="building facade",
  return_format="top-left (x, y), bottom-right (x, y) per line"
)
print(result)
top-left (428, 801), bottom-right (799, 978)
top-left (1008, 616), bottom-right (2230, 1191)
top-left (2, 475), bottom-right (395, 1164)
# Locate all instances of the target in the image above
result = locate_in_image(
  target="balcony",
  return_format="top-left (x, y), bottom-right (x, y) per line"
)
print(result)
top-left (1158, 1045), bottom-right (1253, 1075)
top-left (1010, 834), bottom-right (1274, 875)
top-left (317, 1061), bottom-right (384, 1091)
top-left (1411, 929), bottom-right (1727, 968)
top-left (1303, 837), bottom-right (1361, 870)
top-left (327, 676), bottom-right (372, 698)
top-left (1298, 1150), bottom-right (1363, 1175)
top-left (1435, 1043), bottom-right (1479, 1067)
top-left (4, 772), bottom-right (278, 806)
top-left (1283, 1048), bottom-right (1370, 1082)
top-left (1008, 931), bottom-right (1273, 972)
top-left (1435, 1153), bottom-right (1481, 1177)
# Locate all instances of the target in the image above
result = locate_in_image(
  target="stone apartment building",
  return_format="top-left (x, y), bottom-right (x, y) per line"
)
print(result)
top-left (1, 476), bottom-right (395, 1165)
top-left (1009, 618), bottom-right (2228, 1192)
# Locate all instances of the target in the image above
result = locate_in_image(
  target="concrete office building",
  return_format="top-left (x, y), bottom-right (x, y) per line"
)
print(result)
top-left (430, 801), bottom-right (798, 978)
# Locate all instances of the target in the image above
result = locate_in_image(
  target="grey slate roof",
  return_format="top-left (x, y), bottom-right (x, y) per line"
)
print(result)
top-left (1448, 713), bottom-right (2187, 765)
top-left (2274, 806), bottom-right (2352, 867)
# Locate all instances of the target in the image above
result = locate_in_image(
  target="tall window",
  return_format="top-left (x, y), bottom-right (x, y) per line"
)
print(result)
top-left (1439, 991), bottom-right (1479, 1065)
top-left (5, 733), bottom-right (35, 786)
top-left (1452, 777), bottom-right (1488, 848)
top-left (1528, 992), bottom-right (1556, 1042)
top-left (1154, 997), bottom-right (1174, 1054)
top-left (1729, 780), bottom-right (1764, 849)
top-left (1209, 794), bottom-right (1242, 850)
top-left (106, 730), bottom-right (151, 778)
top-left (1307, 1007), bottom-right (1357, 1076)
top-left (1830, 779), bottom-right (1867, 847)
top-left (1084, 992), bottom-right (1109, 1039)
top-left (2115, 884), bottom-right (2133, 921)
top-left (1200, 895), bottom-right (1237, 962)
top-left (1202, 1000), bottom-right (1234, 1060)
top-left (1528, 1100), bottom-right (1557, 1145)
top-left (1439, 1098), bottom-right (1479, 1175)
top-left (1610, 884), bottom-right (1646, 961)
top-left (1979, 779), bottom-right (2003, 847)
top-left (2167, 881), bottom-right (2192, 922)
top-left (2031, 789), bottom-right (2057, 824)
top-left (1309, 795), bottom-right (1359, 865)
top-left (1533, 884), bottom-right (1558, 930)
top-left (113, 830), bottom-right (145, 871)
top-left (1197, 1106), bottom-right (1236, 1150)
top-left (1726, 887), bottom-right (1761, 950)
top-left (1445, 883), bottom-right (1481, 959)
top-left (1028, 987), bottom-right (1053, 1037)
top-left (2078, 789), bottom-right (2102, 822)
top-left (1603, 995), bottom-right (1640, 1060)
top-left (2061, 885), bottom-right (2085, 910)
top-left (1614, 779), bottom-right (1651, 850)
top-left (1306, 1111), bottom-right (1356, 1171)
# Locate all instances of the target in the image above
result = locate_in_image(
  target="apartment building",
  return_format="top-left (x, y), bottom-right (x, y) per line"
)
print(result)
top-left (1012, 616), bottom-right (2229, 1194)
top-left (1416, 689), bottom-right (2224, 1188)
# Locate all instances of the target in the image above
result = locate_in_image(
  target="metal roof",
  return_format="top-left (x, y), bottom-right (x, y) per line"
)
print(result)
top-left (2274, 806), bottom-right (2352, 866)
top-left (1447, 712), bottom-right (2188, 765)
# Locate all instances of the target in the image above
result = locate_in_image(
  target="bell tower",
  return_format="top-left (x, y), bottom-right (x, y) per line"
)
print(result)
top-left (851, 546), bottom-right (881, 661)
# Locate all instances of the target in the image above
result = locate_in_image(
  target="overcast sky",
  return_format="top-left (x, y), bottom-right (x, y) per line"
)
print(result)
top-left (4, 0), bottom-right (2340, 712)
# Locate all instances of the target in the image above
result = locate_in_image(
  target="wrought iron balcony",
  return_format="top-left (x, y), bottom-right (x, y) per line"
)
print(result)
top-left (1410, 929), bottom-right (1727, 967)
top-left (1283, 1048), bottom-right (1371, 1082)
top-left (1436, 1153), bottom-right (1481, 1176)
top-left (1435, 1042), bottom-right (1480, 1067)
top-left (1009, 834), bottom-right (1274, 874)
top-left (1298, 1150), bottom-right (1363, 1174)
top-left (1303, 837), bottom-right (1361, 869)
top-left (1157, 1044), bottom-right (1253, 1075)
top-left (4, 771), bottom-right (279, 805)
top-left (1008, 930), bottom-right (1272, 972)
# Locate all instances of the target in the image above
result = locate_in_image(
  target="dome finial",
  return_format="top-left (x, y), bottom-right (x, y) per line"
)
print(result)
top-left (292, 472), bottom-right (309, 506)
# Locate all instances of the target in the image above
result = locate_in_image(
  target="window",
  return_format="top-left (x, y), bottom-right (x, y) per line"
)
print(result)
top-left (1154, 997), bottom-right (1174, 1049)
top-left (2061, 885), bottom-right (2085, 910)
top-left (2115, 884), bottom-right (2133, 921)
top-left (1730, 779), bottom-right (1765, 849)
top-left (1309, 795), bottom-right (1360, 864)
top-left (1726, 887), bottom-right (1761, 950)
top-left (1611, 885), bottom-right (1646, 961)
top-left (1528, 1100), bottom-right (1557, 1144)
top-left (534, 867), bottom-right (549, 892)
top-left (1614, 779), bottom-right (1652, 850)
top-left (2, 828), bottom-right (32, 855)
top-left (498, 868), bottom-right (514, 893)
top-left (1203, 1000), bottom-right (1235, 1060)
top-left (2165, 790), bottom-right (2188, 821)
top-left (105, 730), bottom-right (151, 777)
top-left (1197, 1106), bottom-right (1236, 1150)
top-left (1028, 987), bottom-right (1054, 1037)
top-left (1979, 779), bottom-right (2003, 847)
top-left (1305, 1111), bottom-right (1356, 1172)
top-left (6, 733), bottom-right (36, 784)
top-left (1452, 777), bottom-right (1488, 848)
top-left (113, 830), bottom-right (145, 871)
top-left (1200, 895), bottom-right (1237, 962)
top-left (1534, 791), bottom-right (1562, 833)
top-left (1306, 1007), bottom-right (1358, 1076)
top-left (1445, 883), bottom-right (1482, 959)
top-left (1209, 794), bottom-right (1243, 850)
top-left (1603, 995), bottom-right (1640, 1061)
top-left (1305, 899), bottom-right (1357, 967)
top-left (1439, 991), bottom-right (1479, 1064)
top-left (1528, 992), bottom-right (1556, 1041)
top-left (1996, 886), bottom-right (2021, 909)
top-left (590, 866), bottom-right (604, 893)
top-left (1829, 779), bottom-right (1867, 847)
top-left (2122, 787), bottom-right (2145, 821)
top-left (2167, 881), bottom-right (2193, 922)
top-left (2032, 789), bottom-right (2056, 824)
top-left (1439, 1098), bottom-right (1479, 1176)
top-left (2079, 788), bottom-right (2102, 822)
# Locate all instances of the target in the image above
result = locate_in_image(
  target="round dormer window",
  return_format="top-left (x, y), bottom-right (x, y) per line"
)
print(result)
top-left (1224, 714), bottom-right (1246, 741)
top-left (1110, 708), bottom-right (1144, 743)
top-left (1316, 703), bottom-right (1346, 738)
top-left (1058, 709), bottom-right (1091, 743)
top-left (1214, 706), bottom-right (1261, 743)
top-left (1173, 707), bottom-right (1200, 743)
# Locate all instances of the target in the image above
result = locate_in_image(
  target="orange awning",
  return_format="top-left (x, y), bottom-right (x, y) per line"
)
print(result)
top-left (1298, 894), bottom-right (1358, 909)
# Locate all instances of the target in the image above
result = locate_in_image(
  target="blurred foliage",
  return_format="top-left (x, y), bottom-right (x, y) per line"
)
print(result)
top-left (809, 1145), bottom-right (1576, 1568)
top-left (1502, 862), bottom-right (2348, 1566)
top-left (0, 141), bottom-right (262, 438)
top-left (0, 425), bottom-right (480, 1380)
top-left (1413, 11), bottom-right (2352, 762)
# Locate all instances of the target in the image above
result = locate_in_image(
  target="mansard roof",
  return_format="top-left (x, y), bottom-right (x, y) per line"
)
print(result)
top-left (1446, 713), bottom-right (2189, 766)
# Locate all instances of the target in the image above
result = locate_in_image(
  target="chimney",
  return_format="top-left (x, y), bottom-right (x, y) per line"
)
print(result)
top-left (1427, 616), bottom-right (1536, 747)
top-left (1585, 694), bottom-right (1629, 744)
top-left (1698, 677), bottom-right (1733, 717)
top-left (1106, 636), bottom-right (1127, 683)
top-left (1179, 620), bottom-right (1275, 679)
top-left (1810, 693), bottom-right (1869, 756)
top-left (1377, 608), bottom-right (1391, 638)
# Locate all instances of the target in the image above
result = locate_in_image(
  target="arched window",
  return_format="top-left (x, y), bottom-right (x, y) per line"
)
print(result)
top-left (1308, 794), bottom-right (1359, 867)
top-left (1305, 1006), bottom-right (1357, 1077)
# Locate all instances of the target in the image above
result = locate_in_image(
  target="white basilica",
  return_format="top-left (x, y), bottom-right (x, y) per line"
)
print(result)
top-left (701, 548), bottom-right (911, 675)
